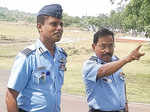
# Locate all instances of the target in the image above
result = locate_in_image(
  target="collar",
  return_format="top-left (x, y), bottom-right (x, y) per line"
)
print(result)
top-left (35, 39), bottom-right (48, 55)
top-left (93, 53), bottom-right (117, 64)
top-left (36, 39), bottom-right (57, 55)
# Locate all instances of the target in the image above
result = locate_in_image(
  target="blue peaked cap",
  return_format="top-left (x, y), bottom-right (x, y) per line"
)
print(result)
top-left (37, 4), bottom-right (63, 19)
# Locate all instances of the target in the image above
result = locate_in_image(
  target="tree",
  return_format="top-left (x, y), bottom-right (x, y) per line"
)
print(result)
top-left (122, 0), bottom-right (150, 37)
top-left (110, 0), bottom-right (129, 5)
top-left (62, 13), bottom-right (81, 27)
top-left (107, 10), bottom-right (123, 30)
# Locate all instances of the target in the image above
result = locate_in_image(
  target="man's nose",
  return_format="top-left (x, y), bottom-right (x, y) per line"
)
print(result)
top-left (56, 24), bottom-right (63, 31)
top-left (104, 47), bottom-right (111, 53)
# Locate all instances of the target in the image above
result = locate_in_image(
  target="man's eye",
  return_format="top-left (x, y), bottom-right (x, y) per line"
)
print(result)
top-left (98, 45), bottom-right (105, 49)
top-left (60, 22), bottom-right (63, 27)
top-left (50, 22), bottom-right (63, 27)
top-left (108, 44), bottom-right (114, 48)
top-left (50, 22), bottom-right (57, 27)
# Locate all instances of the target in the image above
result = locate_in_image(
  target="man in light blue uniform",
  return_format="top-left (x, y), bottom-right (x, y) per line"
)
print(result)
top-left (6, 4), bottom-right (67, 112)
top-left (82, 28), bottom-right (145, 112)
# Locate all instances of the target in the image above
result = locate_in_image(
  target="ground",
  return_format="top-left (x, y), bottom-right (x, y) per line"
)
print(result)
top-left (0, 37), bottom-right (150, 112)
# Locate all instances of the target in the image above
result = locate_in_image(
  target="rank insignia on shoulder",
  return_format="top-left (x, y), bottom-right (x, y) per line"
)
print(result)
top-left (21, 45), bottom-right (36, 56)
top-left (89, 56), bottom-right (98, 62)
top-left (114, 55), bottom-right (119, 61)
top-left (39, 47), bottom-right (44, 54)
top-left (21, 48), bottom-right (32, 56)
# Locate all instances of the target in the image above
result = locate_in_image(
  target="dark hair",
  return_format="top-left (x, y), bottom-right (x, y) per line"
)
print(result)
top-left (37, 15), bottom-right (49, 25)
top-left (93, 28), bottom-right (114, 44)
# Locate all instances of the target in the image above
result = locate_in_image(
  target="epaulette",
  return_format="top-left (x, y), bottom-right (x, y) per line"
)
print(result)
top-left (114, 55), bottom-right (119, 61)
top-left (89, 56), bottom-right (98, 62)
top-left (59, 48), bottom-right (67, 57)
top-left (21, 45), bottom-right (36, 56)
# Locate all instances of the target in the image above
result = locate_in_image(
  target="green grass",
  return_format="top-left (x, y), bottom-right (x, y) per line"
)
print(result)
top-left (61, 40), bottom-right (150, 103)
top-left (0, 44), bottom-right (26, 69)
top-left (0, 21), bottom-right (38, 40)
top-left (122, 43), bottom-right (150, 103)
top-left (0, 57), bottom-right (14, 69)
top-left (62, 54), bottom-right (88, 96)
top-left (126, 73), bottom-right (150, 103)
top-left (0, 21), bottom-right (150, 103)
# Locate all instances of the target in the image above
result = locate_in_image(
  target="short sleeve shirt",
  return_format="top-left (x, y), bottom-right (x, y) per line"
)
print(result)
top-left (82, 55), bottom-right (126, 111)
top-left (7, 39), bottom-right (67, 112)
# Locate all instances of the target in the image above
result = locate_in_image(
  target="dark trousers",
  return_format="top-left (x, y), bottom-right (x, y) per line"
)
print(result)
top-left (89, 108), bottom-right (125, 112)
top-left (19, 108), bottom-right (28, 112)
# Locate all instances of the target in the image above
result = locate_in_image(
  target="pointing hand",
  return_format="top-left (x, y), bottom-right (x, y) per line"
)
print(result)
top-left (126, 45), bottom-right (145, 62)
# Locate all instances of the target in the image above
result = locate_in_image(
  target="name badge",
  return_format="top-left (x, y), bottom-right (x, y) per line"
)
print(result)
top-left (59, 58), bottom-right (66, 63)
top-left (59, 58), bottom-right (67, 71)
top-left (60, 64), bottom-right (67, 71)
top-left (120, 72), bottom-right (125, 80)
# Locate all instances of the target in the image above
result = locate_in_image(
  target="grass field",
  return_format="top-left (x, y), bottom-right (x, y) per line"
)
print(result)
top-left (61, 40), bottom-right (150, 103)
top-left (0, 21), bottom-right (150, 103)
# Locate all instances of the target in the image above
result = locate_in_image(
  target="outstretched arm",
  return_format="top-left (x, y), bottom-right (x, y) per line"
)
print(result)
top-left (97, 45), bottom-right (145, 78)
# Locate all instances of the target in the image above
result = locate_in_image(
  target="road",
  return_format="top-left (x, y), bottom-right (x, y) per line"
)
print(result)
top-left (0, 70), bottom-right (150, 112)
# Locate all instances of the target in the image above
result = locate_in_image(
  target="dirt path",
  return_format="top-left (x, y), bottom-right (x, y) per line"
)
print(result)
top-left (116, 38), bottom-right (149, 43)
top-left (62, 94), bottom-right (150, 112)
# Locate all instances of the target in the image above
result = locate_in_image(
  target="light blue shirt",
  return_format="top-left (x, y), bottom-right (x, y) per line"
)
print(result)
top-left (82, 55), bottom-right (126, 111)
top-left (7, 39), bottom-right (67, 112)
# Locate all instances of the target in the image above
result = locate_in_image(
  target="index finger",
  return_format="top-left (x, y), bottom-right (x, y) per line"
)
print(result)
top-left (135, 44), bottom-right (142, 51)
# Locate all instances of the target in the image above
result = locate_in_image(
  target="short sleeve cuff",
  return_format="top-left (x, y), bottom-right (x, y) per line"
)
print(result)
top-left (88, 64), bottom-right (101, 82)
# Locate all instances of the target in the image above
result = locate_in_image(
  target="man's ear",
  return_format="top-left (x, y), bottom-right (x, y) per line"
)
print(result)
top-left (37, 23), bottom-right (42, 32)
top-left (92, 43), bottom-right (95, 50)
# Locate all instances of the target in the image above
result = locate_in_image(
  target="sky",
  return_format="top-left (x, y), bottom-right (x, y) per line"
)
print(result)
top-left (0, 0), bottom-right (121, 17)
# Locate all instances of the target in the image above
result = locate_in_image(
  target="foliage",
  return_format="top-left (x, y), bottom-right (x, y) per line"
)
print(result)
top-left (122, 0), bottom-right (150, 37)
top-left (1, 0), bottom-right (150, 37)
top-left (62, 13), bottom-right (81, 27)
top-left (0, 7), bottom-right (36, 23)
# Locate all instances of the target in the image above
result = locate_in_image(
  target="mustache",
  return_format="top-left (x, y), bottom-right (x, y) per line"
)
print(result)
top-left (54, 31), bottom-right (63, 35)
top-left (102, 53), bottom-right (112, 57)
top-left (54, 32), bottom-right (63, 37)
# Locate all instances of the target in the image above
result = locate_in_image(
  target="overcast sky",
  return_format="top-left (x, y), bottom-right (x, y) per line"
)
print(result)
top-left (0, 0), bottom-right (121, 17)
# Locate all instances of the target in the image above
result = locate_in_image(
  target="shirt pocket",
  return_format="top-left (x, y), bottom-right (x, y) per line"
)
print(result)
top-left (17, 95), bottom-right (30, 106)
top-left (100, 77), bottom-right (113, 93)
top-left (31, 70), bottom-right (52, 90)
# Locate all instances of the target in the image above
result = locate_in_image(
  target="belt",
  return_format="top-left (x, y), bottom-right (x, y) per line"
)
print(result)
top-left (19, 108), bottom-right (28, 112)
top-left (89, 108), bottom-right (125, 112)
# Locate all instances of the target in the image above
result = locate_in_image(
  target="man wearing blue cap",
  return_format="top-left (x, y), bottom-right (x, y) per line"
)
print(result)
top-left (6, 4), bottom-right (67, 112)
